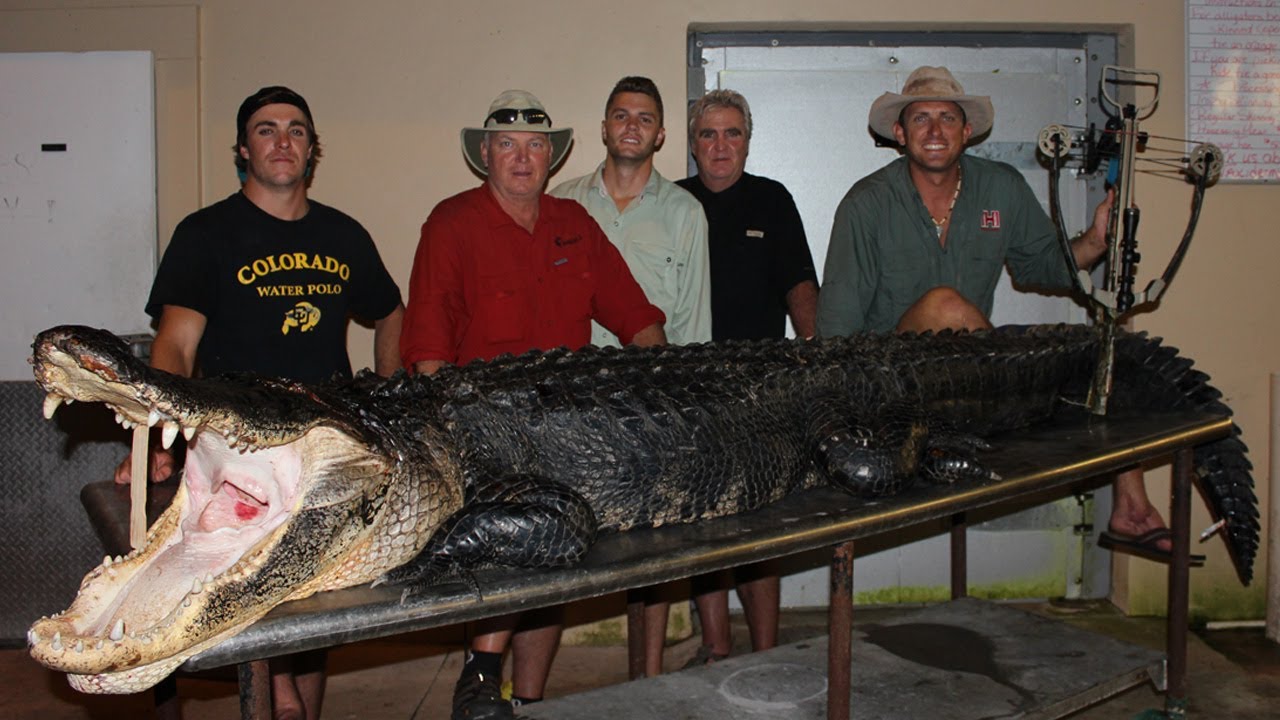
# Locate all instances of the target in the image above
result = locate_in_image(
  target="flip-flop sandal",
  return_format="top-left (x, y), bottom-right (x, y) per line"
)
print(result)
top-left (1098, 528), bottom-right (1206, 566)
top-left (681, 644), bottom-right (729, 670)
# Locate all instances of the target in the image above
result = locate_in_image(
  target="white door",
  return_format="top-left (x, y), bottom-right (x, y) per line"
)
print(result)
top-left (694, 40), bottom-right (1107, 605)
top-left (0, 51), bottom-right (156, 380)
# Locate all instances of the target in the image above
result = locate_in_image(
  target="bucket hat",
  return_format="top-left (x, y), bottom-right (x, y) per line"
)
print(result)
top-left (461, 89), bottom-right (574, 175)
top-left (867, 66), bottom-right (994, 140)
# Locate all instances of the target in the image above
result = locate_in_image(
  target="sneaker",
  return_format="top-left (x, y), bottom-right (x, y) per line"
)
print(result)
top-left (452, 667), bottom-right (513, 720)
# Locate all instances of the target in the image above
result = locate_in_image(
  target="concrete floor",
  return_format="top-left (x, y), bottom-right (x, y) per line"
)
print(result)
top-left (5, 599), bottom-right (1278, 719)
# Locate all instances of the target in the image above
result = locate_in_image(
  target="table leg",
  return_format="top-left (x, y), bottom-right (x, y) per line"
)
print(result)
top-left (828, 540), bottom-right (854, 720)
top-left (626, 589), bottom-right (646, 680)
top-left (1165, 447), bottom-right (1193, 717)
top-left (237, 659), bottom-right (271, 720)
top-left (951, 512), bottom-right (968, 599)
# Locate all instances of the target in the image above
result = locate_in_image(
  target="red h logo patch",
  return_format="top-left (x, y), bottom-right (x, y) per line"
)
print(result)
top-left (980, 210), bottom-right (1001, 230)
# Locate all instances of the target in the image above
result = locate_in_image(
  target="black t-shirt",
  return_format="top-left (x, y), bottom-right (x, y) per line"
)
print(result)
top-left (146, 192), bottom-right (402, 382)
top-left (677, 173), bottom-right (818, 341)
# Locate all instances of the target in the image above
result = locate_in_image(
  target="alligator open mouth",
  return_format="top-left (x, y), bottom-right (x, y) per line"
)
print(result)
top-left (25, 326), bottom-right (410, 693)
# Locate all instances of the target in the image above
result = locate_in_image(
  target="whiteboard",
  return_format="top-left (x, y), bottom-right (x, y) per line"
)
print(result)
top-left (1187, 0), bottom-right (1280, 182)
top-left (0, 52), bottom-right (156, 380)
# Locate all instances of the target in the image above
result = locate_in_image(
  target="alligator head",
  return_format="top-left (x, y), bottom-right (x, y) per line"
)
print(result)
top-left (26, 326), bottom-right (460, 693)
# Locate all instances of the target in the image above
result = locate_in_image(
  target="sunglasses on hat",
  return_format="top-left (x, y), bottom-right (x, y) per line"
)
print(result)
top-left (487, 108), bottom-right (552, 127)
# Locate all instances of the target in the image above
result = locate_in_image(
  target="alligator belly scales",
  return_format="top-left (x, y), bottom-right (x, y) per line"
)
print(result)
top-left (25, 324), bottom-right (1257, 694)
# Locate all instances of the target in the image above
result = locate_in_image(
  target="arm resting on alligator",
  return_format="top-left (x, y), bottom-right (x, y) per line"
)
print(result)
top-left (373, 304), bottom-right (405, 377)
top-left (627, 322), bottom-right (667, 348)
top-left (786, 280), bottom-right (819, 339)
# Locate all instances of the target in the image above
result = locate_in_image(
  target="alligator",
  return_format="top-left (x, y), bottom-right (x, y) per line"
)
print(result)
top-left (26, 323), bottom-right (1257, 694)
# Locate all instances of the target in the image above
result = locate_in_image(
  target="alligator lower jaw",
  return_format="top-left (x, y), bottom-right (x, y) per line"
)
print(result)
top-left (60, 618), bottom-right (253, 694)
top-left (26, 478), bottom-right (293, 691)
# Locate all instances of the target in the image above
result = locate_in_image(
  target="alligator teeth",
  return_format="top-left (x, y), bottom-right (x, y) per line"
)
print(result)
top-left (162, 421), bottom-right (179, 449)
top-left (183, 425), bottom-right (197, 441)
top-left (42, 393), bottom-right (64, 419)
top-left (147, 408), bottom-right (161, 427)
top-left (51, 632), bottom-right (63, 651)
top-left (27, 629), bottom-right (37, 646)
top-left (114, 555), bottom-right (123, 564)
top-left (191, 577), bottom-right (203, 594)
top-left (75, 640), bottom-right (84, 653)
top-left (95, 639), bottom-right (104, 651)
top-left (109, 619), bottom-right (124, 642)
top-left (204, 573), bottom-right (214, 584)
top-left (103, 555), bottom-right (112, 567)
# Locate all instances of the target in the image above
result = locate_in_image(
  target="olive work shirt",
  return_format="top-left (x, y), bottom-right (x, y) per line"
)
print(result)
top-left (817, 154), bottom-right (1071, 336)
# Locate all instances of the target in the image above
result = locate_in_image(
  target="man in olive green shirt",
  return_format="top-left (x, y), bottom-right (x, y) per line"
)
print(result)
top-left (818, 65), bottom-right (1185, 570)
top-left (817, 66), bottom-right (1108, 336)
top-left (818, 153), bottom-right (1077, 335)
top-left (551, 76), bottom-right (711, 347)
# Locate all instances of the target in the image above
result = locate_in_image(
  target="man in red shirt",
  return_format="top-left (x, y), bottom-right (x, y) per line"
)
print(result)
top-left (401, 90), bottom-right (665, 720)
top-left (402, 90), bottom-right (665, 374)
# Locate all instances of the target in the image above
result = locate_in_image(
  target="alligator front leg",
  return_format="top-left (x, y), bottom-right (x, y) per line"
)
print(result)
top-left (807, 397), bottom-right (927, 497)
top-left (380, 474), bottom-right (597, 594)
top-left (808, 398), bottom-right (998, 497)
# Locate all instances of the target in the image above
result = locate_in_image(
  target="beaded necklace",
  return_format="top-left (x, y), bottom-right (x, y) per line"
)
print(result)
top-left (930, 168), bottom-right (963, 238)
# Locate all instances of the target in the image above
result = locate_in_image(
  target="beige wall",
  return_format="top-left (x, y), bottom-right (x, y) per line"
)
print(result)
top-left (2, 0), bottom-right (1271, 619)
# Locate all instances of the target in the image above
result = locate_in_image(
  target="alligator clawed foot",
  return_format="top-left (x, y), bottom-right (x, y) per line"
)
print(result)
top-left (379, 560), bottom-right (484, 603)
top-left (922, 446), bottom-right (1000, 485)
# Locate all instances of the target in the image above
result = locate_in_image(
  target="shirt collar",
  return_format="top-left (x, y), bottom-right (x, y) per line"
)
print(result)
top-left (589, 161), bottom-right (661, 202)
top-left (478, 183), bottom-right (552, 231)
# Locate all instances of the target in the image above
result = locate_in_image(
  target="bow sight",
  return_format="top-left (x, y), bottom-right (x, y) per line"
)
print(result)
top-left (1037, 66), bottom-right (1223, 414)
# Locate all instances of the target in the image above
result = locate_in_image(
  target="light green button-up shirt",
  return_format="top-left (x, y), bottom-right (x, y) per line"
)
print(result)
top-left (552, 164), bottom-right (712, 346)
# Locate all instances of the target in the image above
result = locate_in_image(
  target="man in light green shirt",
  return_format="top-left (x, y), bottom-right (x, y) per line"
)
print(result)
top-left (552, 76), bottom-right (711, 347)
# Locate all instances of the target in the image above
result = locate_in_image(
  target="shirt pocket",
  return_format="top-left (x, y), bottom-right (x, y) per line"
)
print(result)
top-left (626, 238), bottom-right (680, 312)
top-left (548, 251), bottom-right (596, 325)
top-left (961, 236), bottom-right (1007, 294)
top-left (477, 272), bottom-right (529, 344)
top-left (878, 246), bottom-right (932, 310)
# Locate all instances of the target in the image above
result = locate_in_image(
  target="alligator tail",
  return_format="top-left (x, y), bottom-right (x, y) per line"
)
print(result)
top-left (1109, 331), bottom-right (1258, 585)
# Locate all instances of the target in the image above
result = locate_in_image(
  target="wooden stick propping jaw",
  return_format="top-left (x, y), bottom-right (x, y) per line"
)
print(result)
top-left (130, 425), bottom-right (147, 549)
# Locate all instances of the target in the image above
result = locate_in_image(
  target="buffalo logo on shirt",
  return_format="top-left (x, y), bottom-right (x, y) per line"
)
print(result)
top-left (980, 210), bottom-right (1001, 230)
top-left (281, 302), bottom-right (321, 335)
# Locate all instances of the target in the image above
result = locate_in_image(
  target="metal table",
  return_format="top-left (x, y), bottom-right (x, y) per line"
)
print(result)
top-left (81, 408), bottom-right (1230, 719)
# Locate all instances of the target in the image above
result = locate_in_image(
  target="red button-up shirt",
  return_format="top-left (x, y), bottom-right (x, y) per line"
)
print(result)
top-left (402, 185), bottom-right (665, 367)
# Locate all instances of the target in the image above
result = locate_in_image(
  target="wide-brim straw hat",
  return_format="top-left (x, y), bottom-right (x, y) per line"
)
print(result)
top-left (461, 89), bottom-right (574, 175)
top-left (867, 66), bottom-right (994, 140)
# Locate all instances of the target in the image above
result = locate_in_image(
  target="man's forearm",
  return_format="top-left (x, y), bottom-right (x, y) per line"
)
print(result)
top-left (786, 280), bottom-right (819, 338)
top-left (373, 304), bottom-right (405, 377)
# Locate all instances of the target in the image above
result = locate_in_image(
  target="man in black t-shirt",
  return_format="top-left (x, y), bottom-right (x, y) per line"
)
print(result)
top-left (116, 85), bottom-right (403, 720)
top-left (678, 89), bottom-right (818, 341)
top-left (669, 89), bottom-right (818, 668)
